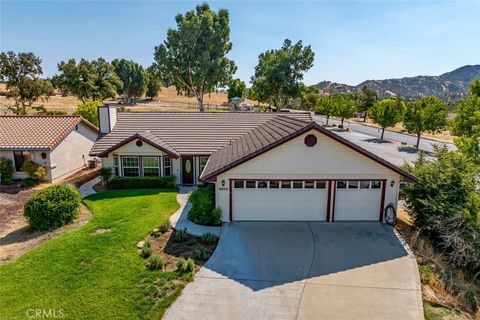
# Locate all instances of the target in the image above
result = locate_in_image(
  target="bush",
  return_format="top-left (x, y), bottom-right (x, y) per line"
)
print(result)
top-left (21, 160), bottom-right (47, 181)
top-left (98, 167), bottom-right (113, 185)
top-left (188, 184), bottom-right (222, 226)
top-left (172, 228), bottom-right (187, 243)
top-left (159, 220), bottom-right (171, 233)
top-left (176, 257), bottom-right (195, 273)
top-left (107, 176), bottom-right (176, 189)
top-left (0, 157), bottom-right (14, 184)
top-left (24, 184), bottom-right (81, 231)
top-left (19, 178), bottom-right (39, 188)
top-left (141, 241), bottom-right (152, 258)
top-left (200, 232), bottom-right (218, 245)
top-left (193, 247), bottom-right (209, 261)
top-left (146, 255), bottom-right (163, 270)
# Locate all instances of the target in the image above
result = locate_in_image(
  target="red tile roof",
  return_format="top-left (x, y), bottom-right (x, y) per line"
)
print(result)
top-left (0, 116), bottom-right (98, 150)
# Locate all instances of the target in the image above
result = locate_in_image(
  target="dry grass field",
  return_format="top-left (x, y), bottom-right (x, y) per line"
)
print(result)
top-left (0, 84), bottom-right (256, 114)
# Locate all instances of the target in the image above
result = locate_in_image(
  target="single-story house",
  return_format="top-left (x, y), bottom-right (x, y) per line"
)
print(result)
top-left (0, 116), bottom-right (98, 182)
top-left (91, 106), bottom-right (416, 223)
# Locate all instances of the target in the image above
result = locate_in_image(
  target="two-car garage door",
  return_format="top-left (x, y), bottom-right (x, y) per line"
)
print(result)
top-left (231, 179), bottom-right (383, 221)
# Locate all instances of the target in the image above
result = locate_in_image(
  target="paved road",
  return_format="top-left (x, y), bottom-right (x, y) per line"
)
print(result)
top-left (313, 115), bottom-right (455, 153)
top-left (164, 222), bottom-right (423, 320)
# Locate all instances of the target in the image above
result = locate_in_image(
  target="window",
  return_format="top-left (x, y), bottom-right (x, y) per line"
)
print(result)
top-left (163, 156), bottom-right (172, 176)
top-left (122, 156), bottom-right (139, 177)
top-left (360, 181), bottom-right (370, 189)
top-left (143, 157), bottom-right (160, 176)
top-left (336, 181), bottom-right (347, 189)
top-left (281, 181), bottom-right (291, 189)
top-left (348, 181), bottom-right (359, 189)
top-left (199, 156), bottom-right (209, 175)
top-left (245, 181), bottom-right (256, 188)
top-left (113, 155), bottom-right (119, 176)
top-left (316, 181), bottom-right (326, 189)
top-left (293, 181), bottom-right (303, 189)
top-left (304, 181), bottom-right (315, 189)
top-left (13, 151), bottom-right (32, 171)
top-left (269, 181), bottom-right (279, 189)
top-left (258, 181), bottom-right (268, 188)
top-left (371, 181), bottom-right (382, 189)
top-left (234, 180), bottom-right (244, 188)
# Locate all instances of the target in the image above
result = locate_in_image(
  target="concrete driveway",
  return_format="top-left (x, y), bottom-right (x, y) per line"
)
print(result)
top-left (164, 222), bottom-right (423, 320)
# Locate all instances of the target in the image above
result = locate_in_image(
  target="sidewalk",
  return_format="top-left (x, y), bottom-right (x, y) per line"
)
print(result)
top-left (78, 177), bottom-right (101, 198)
top-left (170, 186), bottom-right (221, 237)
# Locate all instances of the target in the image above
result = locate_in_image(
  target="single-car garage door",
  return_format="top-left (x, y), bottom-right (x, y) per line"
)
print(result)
top-left (232, 180), bottom-right (328, 221)
top-left (334, 180), bottom-right (383, 221)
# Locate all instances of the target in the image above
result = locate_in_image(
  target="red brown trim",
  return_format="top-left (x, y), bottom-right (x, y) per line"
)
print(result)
top-left (229, 179), bottom-right (233, 221)
top-left (379, 179), bottom-right (387, 222)
top-left (326, 180), bottom-right (332, 222)
top-left (98, 133), bottom-right (179, 158)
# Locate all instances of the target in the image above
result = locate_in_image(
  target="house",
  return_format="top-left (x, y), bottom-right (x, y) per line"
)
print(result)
top-left (91, 106), bottom-right (416, 223)
top-left (0, 116), bottom-right (98, 182)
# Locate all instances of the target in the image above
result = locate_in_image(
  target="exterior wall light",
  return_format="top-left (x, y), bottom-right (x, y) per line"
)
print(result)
top-left (41, 152), bottom-right (47, 159)
top-left (390, 180), bottom-right (395, 187)
top-left (221, 180), bottom-right (226, 187)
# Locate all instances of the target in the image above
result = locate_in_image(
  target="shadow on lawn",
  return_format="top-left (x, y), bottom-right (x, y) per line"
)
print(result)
top-left (84, 188), bottom-right (179, 201)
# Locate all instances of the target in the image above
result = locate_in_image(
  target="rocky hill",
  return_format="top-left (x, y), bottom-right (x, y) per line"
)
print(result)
top-left (315, 65), bottom-right (480, 101)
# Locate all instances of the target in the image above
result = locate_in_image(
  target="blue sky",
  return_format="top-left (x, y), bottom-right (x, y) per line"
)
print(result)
top-left (1, 1), bottom-right (479, 85)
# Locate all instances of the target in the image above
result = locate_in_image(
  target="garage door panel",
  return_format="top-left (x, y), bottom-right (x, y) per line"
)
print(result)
top-left (233, 189), bottom-right (327, 221)
top-left (335, 189), bottom-right (381, 221)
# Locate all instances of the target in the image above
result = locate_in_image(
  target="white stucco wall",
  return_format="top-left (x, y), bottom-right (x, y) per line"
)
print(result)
top-left (0, 150), bottom-right (50, 180)
top-left (49, 122), bottom-right (98, 181)
top-left (214, 129), bottom-right (401, 222)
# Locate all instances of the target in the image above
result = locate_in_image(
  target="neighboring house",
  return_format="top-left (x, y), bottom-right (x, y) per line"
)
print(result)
top-left (0, 116), bottom-right (98, 182)
top-left (91, 106), bottom-right (416, 223)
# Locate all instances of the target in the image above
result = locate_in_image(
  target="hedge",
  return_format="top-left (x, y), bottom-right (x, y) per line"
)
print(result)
top-left (107, 176), bottom-right (176, 189)
top-left (188, 184), bottom-right (222, 226)
top-left (24, 184), bottom-right (81, 231)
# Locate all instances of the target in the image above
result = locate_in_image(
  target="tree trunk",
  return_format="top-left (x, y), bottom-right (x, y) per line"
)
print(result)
top-left (416, 133), bottom-right (421, 149)
top-left (363, 111), bottom-right (367, 122)
top-left (341, 117), bottom-right (345, 128)
top-left (326, 115), bottom-right (330, 126)
top-left (381, 128), bottom-right (385, 140)
top-left (197, 94), bottom-right (205, 112)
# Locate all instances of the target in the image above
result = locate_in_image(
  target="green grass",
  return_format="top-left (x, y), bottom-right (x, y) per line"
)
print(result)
top-left (0, 189), bottom-right (181, 320)
top-left (424, 302), bottom-right (459, 320)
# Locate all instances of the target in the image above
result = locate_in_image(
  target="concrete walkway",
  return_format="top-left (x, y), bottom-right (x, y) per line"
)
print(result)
top-left (164, 222), bottom-right (423, 320)
top-left (169, 186), bottom-right (221, 237)
top-left (78, 177), bottom-right (101, 198)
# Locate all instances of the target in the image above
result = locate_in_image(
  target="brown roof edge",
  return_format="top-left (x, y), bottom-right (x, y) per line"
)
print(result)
top-left (79, 117), bottom-right (99, 132)
top-left (200, 122), bottom-right (417, 183)
top-left (96, 133), bottom-right (180, 158)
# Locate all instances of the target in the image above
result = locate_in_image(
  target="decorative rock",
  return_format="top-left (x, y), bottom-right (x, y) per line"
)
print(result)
top-left (137, 240), bottom-right (145, 249)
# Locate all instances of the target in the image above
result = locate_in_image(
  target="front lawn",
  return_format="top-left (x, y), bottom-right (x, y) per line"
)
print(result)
top-left (0, 189), bottom-right (181, 320)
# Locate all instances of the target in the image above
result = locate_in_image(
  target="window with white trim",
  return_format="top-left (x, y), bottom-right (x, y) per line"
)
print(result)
top-left (234, 180), bottom-right (244, 188)
top-left (143, 157), bottom-right (160, 176)
top-left (360, 181), bottom-right (370, 189)
top-left (348, 181), bottom-right (359, 189)
top-left (371, 181), bottom-right (382, 189)
top-left (122, 156), bottom-right (139, 177)
top-left (199, 156), bottom-right (209, 175)
top-left (163, 156), bottom-right (172, 176)
top-left (13, 151), bottom-right (32, 171)
top-left (113, 155), bottom-right (119, 176)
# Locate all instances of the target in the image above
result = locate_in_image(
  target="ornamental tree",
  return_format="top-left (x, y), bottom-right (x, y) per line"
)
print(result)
top-left (369, 97), bottom-right (406, 139)
top-left (331, 94), bottom-right (356, 128)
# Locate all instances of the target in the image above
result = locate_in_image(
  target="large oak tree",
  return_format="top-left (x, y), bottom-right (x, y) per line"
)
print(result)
top-left (153, 3), bottom-right (236, 112)
top-left (112, 59), bottom-right (147, 103)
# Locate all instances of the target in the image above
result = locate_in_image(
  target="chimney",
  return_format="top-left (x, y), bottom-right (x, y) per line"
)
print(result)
top-left (98, 104), bottom-right (117, 134)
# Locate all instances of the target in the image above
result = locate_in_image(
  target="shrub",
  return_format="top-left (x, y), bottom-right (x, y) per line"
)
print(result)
top-left (172, 228), bottom-right (187, 243)
top-left (21, 160), bottom-right (47, 181)
top-left (24, 184), bottom-right (81, 231)
top-left (176, 257), bottom-right (195, 273)
top-left (98, 167), bottom-right (113, 185)
top-left (188, 184), bottom-right (222, 226)
top-left (185, 258), bottom-right (195, 272)
top-left (141, 241), bottom-right (152, 258)
top-left (19, 178), bottom-right (39, 188)
top-left (193, 247), bottom-right (209, 261)
top-left (200, 232), bottom-right (218, 245)
top-left (146, 255), bottom-right (163, 270)
top-left (0, 157), bottom-right (14, 184)
top-left (107, 176), bottom-right (176, 189)
top-left (176, 257), bottom-right (186, 271)
top-left (159, 220), bottom-right (171, 233)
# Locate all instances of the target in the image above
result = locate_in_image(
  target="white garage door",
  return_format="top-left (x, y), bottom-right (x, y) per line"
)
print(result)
top-left (232, 180), bottom-right (328, 221)
top-left (334, 180), bottom-right (382, 221)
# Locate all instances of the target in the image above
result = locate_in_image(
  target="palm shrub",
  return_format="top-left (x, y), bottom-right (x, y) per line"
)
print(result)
top-left (24, 184), bottom-right (81, 231)
top-left (0, 157), bottom-right (14, 184)
top-left (188, 184), bottom-right (222, 226)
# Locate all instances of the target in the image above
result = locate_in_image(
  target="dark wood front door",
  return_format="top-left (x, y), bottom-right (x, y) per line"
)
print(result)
top-left (182, 157), bottom-right (194, 185)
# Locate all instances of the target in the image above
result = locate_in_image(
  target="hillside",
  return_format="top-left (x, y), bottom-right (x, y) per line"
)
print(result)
top-left (315, 65), bottom-right (480, 101)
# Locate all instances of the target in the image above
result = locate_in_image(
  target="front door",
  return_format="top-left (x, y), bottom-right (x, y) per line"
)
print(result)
top-left (182, 157), bottom-right (194, 185)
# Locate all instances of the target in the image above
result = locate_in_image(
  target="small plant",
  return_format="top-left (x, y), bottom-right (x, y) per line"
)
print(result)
top-left (176, 257), bottom-right (186, 271)
top-left (98, 167), bottom-right (113, 185)
top-left (146, 255), bottom-right (163, 270)
top-left (185, 258), bottom-right (195, 272)
top-left (141, 242), bottom-right (152, 258)
top-left (193, 247), bottom-right (209, 261)
top-left (19, 178), bottom-right (38, 188)
top-left (21, 160), bottom-right (47, 181)
top-left (172, 228), bottom-right (187, 243)
top-left (159, 220), bottom-right (171, 233)
top-left (200, 232), bottom-right (218, 245)
top-left (177, 257), bottom-right (195, 273)
top-left (0, 157), bottom-right (14, 185)
top-left (466, 289), bottom-right (478, 313)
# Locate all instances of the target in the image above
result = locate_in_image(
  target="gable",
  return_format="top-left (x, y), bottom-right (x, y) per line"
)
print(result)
top-left (106, 139), bottom-right (168, 156)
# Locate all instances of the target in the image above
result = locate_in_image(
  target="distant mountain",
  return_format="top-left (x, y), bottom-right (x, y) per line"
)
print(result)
top-left (315, 65), bottom-right (480, 101)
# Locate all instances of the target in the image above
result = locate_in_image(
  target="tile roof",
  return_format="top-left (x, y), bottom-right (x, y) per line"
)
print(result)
top-left (90, 112), bottom-right (312, 156)
top-left (0, 116), bottom-right (98, 150)
top-left (200, 120), bottom-right (418, 183)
